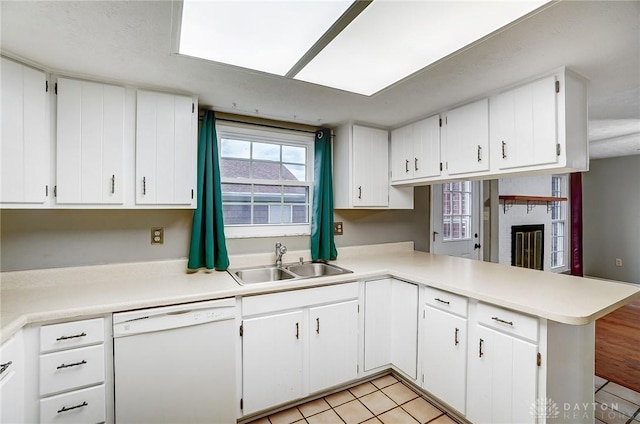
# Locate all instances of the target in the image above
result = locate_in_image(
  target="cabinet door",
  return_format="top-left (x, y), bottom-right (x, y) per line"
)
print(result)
top-left (467, 326), bottom-right (538, 424)
top-left (0, 331), bottom-right (24, 424)
top-left (423, 307), bottom-right (467, 414)
top-left (364, 279), bottom-right (392, 370)
top-left (444, 99), bottom-right (489, 175)
top-left (1, 57), bottom-right (48, 204)
top-left (136, 90), bottom-right (196, 206)
top-left (493, 75), bottom-right (557, 170)
top-left (242, 310), bottom-right (304, 414)
top-left (352, 125), bottom-right (389, 207)
top-left (413, 115), bottom-right (441, 179)
top-left (309, 300), bottom-right (358, 393)
top-left (56, 78), bottom-right (124, 204)
top-left (391, 125), bottom-right (413, 182)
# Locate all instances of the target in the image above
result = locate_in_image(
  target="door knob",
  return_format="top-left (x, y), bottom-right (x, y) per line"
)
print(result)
top-left (474, 243), bottom-right (481, 250)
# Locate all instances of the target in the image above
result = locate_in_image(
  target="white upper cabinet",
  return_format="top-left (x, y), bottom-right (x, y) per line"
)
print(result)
top-left (136, 90), bottom-right (197, 207)
top-left (334, 123), bottom-right (412, 209)
top-left (442, 98), bottom-right (490, 176)
top-left (391, 115), bottom-right (441, 182)
top-left (491, 68), bottom-right (588, 174)
top-left (1, 57), bottom-right (49, 206)
top-left (56, 78), bottom-right (125, 204)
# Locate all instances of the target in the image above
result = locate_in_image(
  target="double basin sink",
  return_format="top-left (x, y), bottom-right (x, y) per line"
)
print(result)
top-left (229, 262), bottom-right (353, 285)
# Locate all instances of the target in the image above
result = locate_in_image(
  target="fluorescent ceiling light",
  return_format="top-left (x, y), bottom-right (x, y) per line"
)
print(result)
top-left (179, 0), bottom-right (549, 96)
top-left (179, 0), bottom-right (353, 76)
top-left (294, 1), bottom-right (549, 95)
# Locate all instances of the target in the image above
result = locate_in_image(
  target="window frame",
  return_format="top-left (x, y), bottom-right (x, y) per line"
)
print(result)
top-left (216, 122), bottom-right (314, 238)
top-left (550, 174), bottom-right (569, 272)
top-left (442, 181), bottom-right (473, 242)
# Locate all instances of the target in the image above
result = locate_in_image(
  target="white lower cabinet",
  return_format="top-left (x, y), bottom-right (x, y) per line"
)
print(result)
top-left (241, 283), bottom-right (359, 416)
top-left (0, 330), bottom-right (25, 424)
top-left (364, 278), bottom-right (419, 379)
top-left (466, 302), bottom-right (539, 424)
top-left (422, 287), bottom-right (468, 415)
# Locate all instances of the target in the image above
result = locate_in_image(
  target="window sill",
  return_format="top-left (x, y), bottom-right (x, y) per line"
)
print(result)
top-left (225, 224), bottom-right (310, 239)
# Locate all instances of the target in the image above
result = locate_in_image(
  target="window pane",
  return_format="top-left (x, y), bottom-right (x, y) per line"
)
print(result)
top-left (253, 205), bottom-right (268, 224)
top-left (443, 221), bottom-right (451, 239)
top-left (284, 186), bottom-right (307, 203)
top-left (251, 161), bottom-right (281, 180)
top-left (253, 142), bottom-right (280, 161)
top-left (282, 145), bottom-right (306, 164)
top-left (253, 184), bottom-right (282, 203)
top-left (269, 205), bottom-right (291, 224)
top-left (292, 205), bottom-right (308, 223)
top-left (282, 164), bottom-right (305, 181)
top-left (221, 138), bottom-right (250, 159)
top-left (221, 183), bottom-right (252, 202)
top-left (220, 158), bottom-right (250, 179)
top-left (223, 205), bottom-right (251, 225)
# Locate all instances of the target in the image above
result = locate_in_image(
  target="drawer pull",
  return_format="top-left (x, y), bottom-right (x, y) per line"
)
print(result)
top-left (491, 316), bottom-right (514, 326)
top-left (434, 298), bottom-right (450, 305)
top-left (0, 361), bottom-right (12, 375)
top-left (58, 401), bottom-right (88, 414)
top-left (56, 332), bottom-right (87, 341)
top-left (56, 360), bottom-right (87, 370)
top-left (479, 338), bottom-right (484, 357)
top-left (454, 328), bottom-right (459, 346)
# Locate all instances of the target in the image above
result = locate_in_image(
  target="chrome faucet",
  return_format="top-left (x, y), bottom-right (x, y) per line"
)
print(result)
top-left (275, 242), bottom-right (287, 267)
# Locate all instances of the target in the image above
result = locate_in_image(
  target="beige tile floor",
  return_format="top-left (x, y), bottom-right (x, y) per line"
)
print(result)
top-left (247, 374), bottom-right (459, 424)
top-left (595, 376), bottom-right (640, 424)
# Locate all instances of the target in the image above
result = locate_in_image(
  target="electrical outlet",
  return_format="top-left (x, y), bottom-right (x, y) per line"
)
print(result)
top-left (151, 227), bottom-right (164, 245)
top-left (334, 222), bottom-right (343, 235)
top-left (615, 258), bottom-right (623, 267)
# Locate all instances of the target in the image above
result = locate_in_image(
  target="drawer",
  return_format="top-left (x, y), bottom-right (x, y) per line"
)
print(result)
top-left (40, 345), bottom-right (105, 396)
top-left (40, 384), bottom-right (105, 424)
top-left (41, 318), bottom-right (104, 353)
top-left (425, 286), bottom-right (468, 317)
top-left (477, 302), bottom-right (539, 342)
top-left (243, 282), bottom-right (359, 316)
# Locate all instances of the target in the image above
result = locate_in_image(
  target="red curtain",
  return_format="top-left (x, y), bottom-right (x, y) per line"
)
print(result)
top-left (570, 172), bottom-right (583, 276)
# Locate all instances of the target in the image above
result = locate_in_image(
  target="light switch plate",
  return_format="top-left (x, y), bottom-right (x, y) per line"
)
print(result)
top-left (151, 227), bottom-right (164, 245)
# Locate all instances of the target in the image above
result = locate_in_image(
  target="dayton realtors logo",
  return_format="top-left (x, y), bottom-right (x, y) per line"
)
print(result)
top-left (530, 398), bottom-right (561, 419)
top-left (530, 398), bottom-right (620, 420)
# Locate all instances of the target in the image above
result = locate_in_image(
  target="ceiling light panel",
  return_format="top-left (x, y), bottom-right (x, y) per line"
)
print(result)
top-left (179, 0), bottom-right (353, 76)
top-left (294, 0), bottom-right (549, 95)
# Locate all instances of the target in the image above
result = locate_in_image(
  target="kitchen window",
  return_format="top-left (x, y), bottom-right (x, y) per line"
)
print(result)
top-left (217, 123), bottom-right (313, 238)
top-left (551, 175), bottom-right (568, 270)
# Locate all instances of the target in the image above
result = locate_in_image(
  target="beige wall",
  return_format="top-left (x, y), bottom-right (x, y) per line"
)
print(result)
top-left (582, 155), bottom-right (640, 284)
top-left (0, 187), bottom-right (429, 272)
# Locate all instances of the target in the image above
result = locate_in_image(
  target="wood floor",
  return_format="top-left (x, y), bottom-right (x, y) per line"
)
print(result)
top-left (596, 298), bottom-right (640, 394)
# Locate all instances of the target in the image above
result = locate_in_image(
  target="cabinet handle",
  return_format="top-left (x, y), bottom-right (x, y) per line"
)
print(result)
top-left (405, 159), bottom-right (409, 173)
top-left (56, 332), bottom-right (86, 341)
top-left (434, 298), bottom-right (450, 305)
top-left (358, 186), bottom-right (362, 199)
top-left (143, 177), bottom-right (147, 195)
top-left (58, 401), bottom-right (88, 414)
top-left (454, 328), bottom-right (459, 346)
top-left (295, 322), bottom-right (299, 339)
top-left (491, 316), bottom-right (514, 326)
top-left (479, 338), bottom-right (484, 357)
top-left (111, 175), bottom-right (115, 194)
top-left (414, 157), bottom-right (418, 171)
top-left (502, 141), bottom-right (507, 159)
top-left (316, 318), bottom-right (320, 334)
top-left (56, 360), bottom-right (87, 370)
top-left (477, 145), bottom-right (482, 162)
top-left (0, 361), bottom-right (12, 375)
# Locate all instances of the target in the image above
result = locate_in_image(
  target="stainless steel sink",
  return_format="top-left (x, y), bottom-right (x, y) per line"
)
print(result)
top-left (229, 262), bottom-right (352, 285)
top-left (285, 262), bottom-right (351, 277)
top-left (233, 267), bottom-right (297, 285)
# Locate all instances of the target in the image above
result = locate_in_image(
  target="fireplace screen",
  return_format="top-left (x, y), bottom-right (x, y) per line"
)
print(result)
top-left (511, 225), bottom-right (544, 270)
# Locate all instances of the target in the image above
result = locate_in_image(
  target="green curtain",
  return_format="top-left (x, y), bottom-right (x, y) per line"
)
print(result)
top-left (188, 110), bottom-right (229, 271)
top-left (311, 128), bottom-right (337, 261)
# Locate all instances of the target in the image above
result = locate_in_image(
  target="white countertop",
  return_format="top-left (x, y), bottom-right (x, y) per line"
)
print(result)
top-left (2, 242), bottom-right (639, 343)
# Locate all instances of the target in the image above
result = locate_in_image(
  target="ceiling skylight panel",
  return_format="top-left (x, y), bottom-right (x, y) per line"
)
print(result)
top-left (294, 0), bottom-right (549, 95)
top-left (179, 0), bottom-right (353, 76)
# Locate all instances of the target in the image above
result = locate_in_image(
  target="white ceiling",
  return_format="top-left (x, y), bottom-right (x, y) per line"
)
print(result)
top-left (1, 0), bottom-right (639, 159)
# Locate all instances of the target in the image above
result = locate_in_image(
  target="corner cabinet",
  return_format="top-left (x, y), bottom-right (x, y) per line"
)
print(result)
top-left (0, 57), bottom-right (49, 207)
top-left (0, 330), bottom-right (25, 424)
top-left (240, 283), bottom-right (359, 416)
top-left (136, 90), bottom-right (198, 208)
top-left (334, 124), bottom-right (413, 209)
top-left (391, 115), bottom-right (441, 182)
top-left (56, 78), bottom-right (125, 205)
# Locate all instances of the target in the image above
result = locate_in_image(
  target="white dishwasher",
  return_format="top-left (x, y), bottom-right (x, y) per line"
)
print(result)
top-left (113, 298), bottom-right (236, 424)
